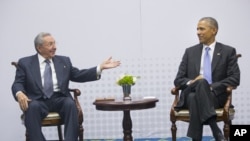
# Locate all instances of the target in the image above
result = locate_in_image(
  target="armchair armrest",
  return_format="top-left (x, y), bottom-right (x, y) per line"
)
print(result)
top-left (171, 87), bottom-right (180, 95)
top-left (170, 87), bottom-right (180, 109)
top-left (11, 62), bottom-right (18, 68)
top-left (224, 86), bottom-right (236, 111)
top-left (69, 88), bottom-right (83, 123)
top-left (69, 88), bottom-right (81, 97)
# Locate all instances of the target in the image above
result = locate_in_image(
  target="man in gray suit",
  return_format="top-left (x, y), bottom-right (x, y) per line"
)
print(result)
top-left (12, 32), bottom-right (121, 141)
top-left (174, 17), bottom-right (240, 141)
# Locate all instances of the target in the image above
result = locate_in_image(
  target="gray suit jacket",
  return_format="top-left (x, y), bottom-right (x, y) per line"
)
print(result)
top-left (174, 42), bottom-right (240, 108)
top-left (12, 54), bottom-right (99, 101)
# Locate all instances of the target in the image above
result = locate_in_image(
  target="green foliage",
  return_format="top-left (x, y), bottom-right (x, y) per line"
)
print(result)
top-left (117, 75), bottom-right (135, 85)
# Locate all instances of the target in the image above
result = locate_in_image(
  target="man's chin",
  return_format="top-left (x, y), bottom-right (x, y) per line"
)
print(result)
top-left (50, 54), bottom-right (55, 58)
top-left (199, 40), bottom-right (204, 44)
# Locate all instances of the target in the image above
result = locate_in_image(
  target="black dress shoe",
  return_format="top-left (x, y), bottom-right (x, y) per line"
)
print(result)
top-left (192, 139), bottom-right (200, 141)
top-left (216, 133), bottom-right (227, 141)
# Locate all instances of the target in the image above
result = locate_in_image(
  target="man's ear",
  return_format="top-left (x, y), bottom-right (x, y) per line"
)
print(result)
top-left (213, 28), bottom-right (218, 35)
top-left (36, 45), bottom-right (42, 53)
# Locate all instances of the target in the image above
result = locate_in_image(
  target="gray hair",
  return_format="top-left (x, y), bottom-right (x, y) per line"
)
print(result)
top-left (34, 32), bottom-right (51, 52)
top-left (199, 17), bottom-right (218, 30)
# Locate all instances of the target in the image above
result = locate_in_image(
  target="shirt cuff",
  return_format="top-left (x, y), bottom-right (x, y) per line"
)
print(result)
top-left (16, 91), bottom-right (23, 98)
top-left (187, 80), bottom-right (192, 85)
top-left (96, 65), bottom-right (102, 79)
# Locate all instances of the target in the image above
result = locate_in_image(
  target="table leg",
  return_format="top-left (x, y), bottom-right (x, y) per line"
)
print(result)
top-left (123, 110), bottom-right (133, 141)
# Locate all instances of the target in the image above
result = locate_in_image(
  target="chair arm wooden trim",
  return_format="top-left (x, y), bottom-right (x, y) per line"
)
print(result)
top-left (171, 87), bottom-right (180, 106)
top-left (236, 54), bottom-right (242, 58)
top-left (69, 88), bottom-right (81, 97)
top-left (223, 86), bottom-right (236, 116)
top-left (171, 87), bottom-right (180, 95)
top-left (170, 87), bottom-right (180, 121)
top-left (11, 62), bottom-right (18, 68)
top-left (69, 88), bottom-right (83, 124)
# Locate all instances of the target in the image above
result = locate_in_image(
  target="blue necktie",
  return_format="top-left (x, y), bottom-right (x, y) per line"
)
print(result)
top-left (44, 59), bottom-right (53, 98)
top-left (203, 47), bottom-right (212, 84)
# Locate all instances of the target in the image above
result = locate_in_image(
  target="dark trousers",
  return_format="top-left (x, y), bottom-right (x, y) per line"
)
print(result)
top-left (183, 79), bottom-right (218, 141)
top-left (24, 92), bottom-right (79, 141)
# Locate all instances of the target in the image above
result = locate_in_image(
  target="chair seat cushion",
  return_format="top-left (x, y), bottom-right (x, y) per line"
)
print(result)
top-left (44, 112), bottom-right (61, 120)
top-left (21, 112), bottom-right (61, 125)
top-left (174, 108), bottom-right (235, 117)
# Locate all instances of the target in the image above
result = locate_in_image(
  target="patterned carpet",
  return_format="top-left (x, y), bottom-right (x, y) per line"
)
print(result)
top-left (48, 136), bottom-right (215, 141)
top-left (82, 136), bottom-right (215, 141)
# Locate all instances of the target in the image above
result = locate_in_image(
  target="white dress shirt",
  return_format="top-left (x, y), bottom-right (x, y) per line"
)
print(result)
top-left (38, 54), bottom-right (60, 92)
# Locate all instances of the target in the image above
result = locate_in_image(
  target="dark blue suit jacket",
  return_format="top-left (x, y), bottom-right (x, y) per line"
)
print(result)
top-left (12, 54), bottom-right (99, 101)
top-left (174, 42), bottom-right (240, 108)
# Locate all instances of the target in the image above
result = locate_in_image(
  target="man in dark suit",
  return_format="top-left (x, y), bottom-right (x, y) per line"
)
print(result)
top-left (11, 32), bottom-right (121, 141)
top-left (174, 17), bottom-right (240, 141)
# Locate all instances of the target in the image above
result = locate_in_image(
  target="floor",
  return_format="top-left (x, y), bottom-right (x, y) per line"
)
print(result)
top-left (48, 136), bottom-right (215, 141)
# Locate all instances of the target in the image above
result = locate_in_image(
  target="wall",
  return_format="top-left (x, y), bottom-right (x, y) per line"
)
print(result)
top-left (1, 0), bottom-right (250, 140)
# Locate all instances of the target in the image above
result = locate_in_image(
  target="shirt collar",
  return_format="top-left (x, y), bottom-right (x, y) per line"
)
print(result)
top-left (203, 41), bottom-right (216, 51)
top-left (37, 53), bottom-right (52, 64)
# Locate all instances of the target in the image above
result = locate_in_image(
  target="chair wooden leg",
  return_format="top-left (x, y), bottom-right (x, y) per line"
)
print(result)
top-left (223, 120), bottom-right (231, 141)
top-left (78, 110), bottom-right (84, 141)
top-left (171, 121), bottom-right (177, 141)
top-left (57, 125), bottom-right (63, 141)
top-left (79, 124), bottom-right (84, 141)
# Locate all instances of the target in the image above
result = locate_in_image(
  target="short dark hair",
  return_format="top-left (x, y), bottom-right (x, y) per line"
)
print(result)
top-left (199, 17), bottom-right (218, 30)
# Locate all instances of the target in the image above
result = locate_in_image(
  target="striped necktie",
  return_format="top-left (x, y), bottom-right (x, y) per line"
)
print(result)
top-left (43, 59), bottom-right (53, 98)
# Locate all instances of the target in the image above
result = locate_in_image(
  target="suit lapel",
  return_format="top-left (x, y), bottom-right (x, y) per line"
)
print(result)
top-left (52, 57), bottom-right (65, 88)
top-left (194, 44), bottom-right (203, 74)
top-left (30, 55), bottom-right (43, 91)
top-left (212, 43), bottom-right (222, 72)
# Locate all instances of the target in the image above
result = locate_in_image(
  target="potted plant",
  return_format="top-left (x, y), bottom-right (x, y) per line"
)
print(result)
top-left (116, 73), bottom-right (140, 100)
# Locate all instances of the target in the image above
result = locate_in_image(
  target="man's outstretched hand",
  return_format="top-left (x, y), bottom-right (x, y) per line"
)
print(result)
top-left (100, 56), bottom-right (121, 70)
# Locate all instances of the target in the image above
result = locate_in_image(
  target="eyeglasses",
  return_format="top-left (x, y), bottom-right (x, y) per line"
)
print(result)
top-left (43, 41), bottom-right (56, 47)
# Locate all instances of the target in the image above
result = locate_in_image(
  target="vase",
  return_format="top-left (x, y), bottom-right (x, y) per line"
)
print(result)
top-left (122, 84), bottom-right (132, 101)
